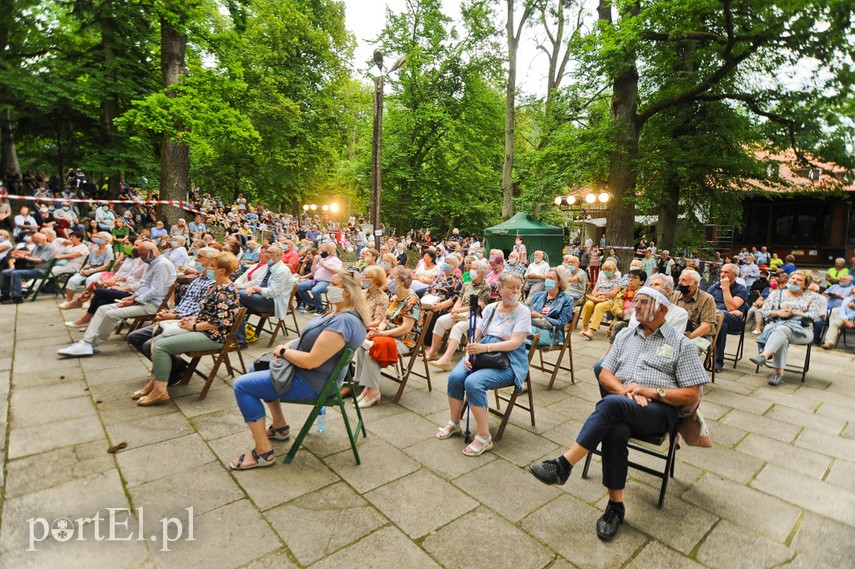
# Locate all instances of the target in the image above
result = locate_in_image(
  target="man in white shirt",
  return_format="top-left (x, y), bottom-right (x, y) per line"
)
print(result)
top-left (13, 206), bottom-right (38, 238)
top-left (235, 244), bottom-right (296, 346)
top-left (524, 250), bottom-right (550, 297)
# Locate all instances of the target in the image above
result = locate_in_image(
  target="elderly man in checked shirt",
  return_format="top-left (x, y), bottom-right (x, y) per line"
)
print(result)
top-left (528, 287), bottom-right (709, 541)
top-left (125, 247), bottom-right (218, 382)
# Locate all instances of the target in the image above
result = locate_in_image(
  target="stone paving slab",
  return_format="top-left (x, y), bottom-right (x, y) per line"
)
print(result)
top-left (2, 300), bottom-right (854, 568)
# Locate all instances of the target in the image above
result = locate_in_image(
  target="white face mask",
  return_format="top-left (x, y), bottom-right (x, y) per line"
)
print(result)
top-left (326, 286), bottom-right (345, 303)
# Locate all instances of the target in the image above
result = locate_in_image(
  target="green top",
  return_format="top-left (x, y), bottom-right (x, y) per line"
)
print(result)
top-left (111, 226), bottom-right (130, 253)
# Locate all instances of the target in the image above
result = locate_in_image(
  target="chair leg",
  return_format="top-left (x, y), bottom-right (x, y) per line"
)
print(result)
top-left (199, 352), bottom-right (228, 400)
top-left (336, 393), bottom-right (362, 465)
top-left (548, 346), bottom-right (566, 390)
top-left (494, 390), bottom-right (518, 442)
top-left (179, 357), bottom-right (202, 385)
top-left (284, 403), bottom-right (324, 464)
top-left (581, 448), bottom-right (595, 478)
top-left (526, 379), bottom-right (536, 427)
top-left (658, 432), bottom-right (679, 509)
top-left (266, 320), bottom-right (284, 347)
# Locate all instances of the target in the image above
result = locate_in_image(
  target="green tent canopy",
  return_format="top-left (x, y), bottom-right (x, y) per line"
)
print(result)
top-left (485, 212), bottom-right (564, 265)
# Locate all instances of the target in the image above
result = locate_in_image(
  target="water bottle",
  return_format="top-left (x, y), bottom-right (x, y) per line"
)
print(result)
top-left (316, 407), bottom-right (326, 433)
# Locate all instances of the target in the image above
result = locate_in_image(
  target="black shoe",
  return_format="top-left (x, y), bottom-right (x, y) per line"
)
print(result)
top-left (1, 297), bottom-right (22, 305)
top-left (167, 362), bottom-right (188, 386)
top-left (714, 363), bottom-right (723, 373)
top-left (596, 503), bottom-right (625, 541)
top-left (527, 459), bottom-right (570, 485)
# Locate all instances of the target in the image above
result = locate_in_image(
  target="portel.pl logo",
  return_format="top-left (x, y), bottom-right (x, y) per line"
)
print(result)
top-left (27, 507), bottom-right (195, 552)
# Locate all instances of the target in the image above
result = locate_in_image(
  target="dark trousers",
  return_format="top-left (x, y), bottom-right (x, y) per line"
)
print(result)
top-left (235, 292), bottom-right (275, 345)
top-left (576, 395), bottom-right (678, 490)
top-left (127, 324), bottom-right (186, 381)
top-left (88, 288), bottom-right (132, 314)
top-left (1, 268), bottom-right (43, 298)
top-left (715, 311), bottom-right (744, 366)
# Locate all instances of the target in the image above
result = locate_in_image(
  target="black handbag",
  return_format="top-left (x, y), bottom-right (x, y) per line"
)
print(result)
top-left (471, 306), bottom-right (510, 371)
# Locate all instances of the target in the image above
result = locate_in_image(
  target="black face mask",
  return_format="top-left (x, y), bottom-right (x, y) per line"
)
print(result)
top-left (131, 248), bottom-right (140, 258)
top-left (320, 251), bottom-right (329, 258)
top-left (677, 284), bottom-right (691, 295)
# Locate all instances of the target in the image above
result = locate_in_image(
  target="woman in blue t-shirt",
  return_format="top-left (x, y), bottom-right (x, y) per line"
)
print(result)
top-left (229, 270), bottom-right (369, 470)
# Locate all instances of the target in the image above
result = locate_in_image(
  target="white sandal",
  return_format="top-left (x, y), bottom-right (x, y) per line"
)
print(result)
top-left (436, 421), bottom-right (461, 440)
top-left (463, 434), bottom-right (493, 456)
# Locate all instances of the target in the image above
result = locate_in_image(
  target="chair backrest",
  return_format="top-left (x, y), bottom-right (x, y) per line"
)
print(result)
top-left (413, 310), bottom-right (434, 354)
top-left (711, 312), bottom-right (725, 346)
top-left (527, 333), bottom-right (540, 364)
top-left (156, 281), bottom-right (179, 313)
top-left (310, 348), bottom-right (356, 404)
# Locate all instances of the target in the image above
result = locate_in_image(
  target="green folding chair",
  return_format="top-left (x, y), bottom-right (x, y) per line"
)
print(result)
top-left (280, 348), bottom-right (366, 465)
top-left (25, 259), bottom-right (58, 302)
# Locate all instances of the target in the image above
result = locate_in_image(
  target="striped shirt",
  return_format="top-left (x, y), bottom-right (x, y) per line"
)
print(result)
top-left (602, 323), bottom-right (709, 390)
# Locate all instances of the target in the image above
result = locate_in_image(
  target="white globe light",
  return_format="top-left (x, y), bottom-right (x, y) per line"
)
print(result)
top-left (310, 204), bottom-right (317, 211)
top-left (322, 205), bottom-right (329, 212)
top-left (568, 196), bottom-right (576, 205)
top-left (554, 196), bottom-right (562, 206)
top-left (330, 203), bottom-right (340, 213)
top-left (302, 204), bottom-right (309, 211)
top-left (585, 193), bottom-right (596, 204)
top-left (599, 192), bottom-right (610, 203)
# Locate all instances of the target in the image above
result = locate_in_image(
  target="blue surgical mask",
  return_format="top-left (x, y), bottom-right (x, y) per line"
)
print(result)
top-left (92, 238), bottom-right (104, 245)
top-left (387, 280), bottom-right (398, 294)
top-left (206, 269), bottom-right (217, 280)
top-left (786, 283), bottom-right (801, 292)
top-left (23, 236), bottom-right (32, 243)
top-left (440, 263), bottom-right (451, 273)
top-left (604, 271), bottom-right (614, 278)
top-left (475, 252), bottom-right (483, 259)
top-left (568, 265), bottom-right (577, 272)
top-left (544, 278), bottom-right (556, 290)
top-left (195, 261), bottom-right (205, 273)
top-left (63, 206), bottom-right (70, 211)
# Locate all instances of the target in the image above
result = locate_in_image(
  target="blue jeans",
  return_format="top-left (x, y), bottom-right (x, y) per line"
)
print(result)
top-left (296, 279), bottom-right (329, 312)
top-left (236, 292), bottom-right (275, 344)
top-left (576, 395), bottom-right (678, 490)
top-left (0, 268), bottom-right (44, 298)
top-left (233, 369), bottom-right (319, 423)
top-left (446, 359), bottom-right (515, 408)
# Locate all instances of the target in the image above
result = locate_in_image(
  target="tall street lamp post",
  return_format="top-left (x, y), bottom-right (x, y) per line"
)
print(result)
top-left (370, 49), bottom-right (406, 232)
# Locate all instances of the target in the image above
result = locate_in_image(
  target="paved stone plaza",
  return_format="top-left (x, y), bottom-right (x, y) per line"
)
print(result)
top-left (1, 299), bottom-right (854, 569)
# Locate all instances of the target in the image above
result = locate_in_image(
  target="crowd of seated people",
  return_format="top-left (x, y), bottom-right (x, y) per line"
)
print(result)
top-left (7, 182), bottom-right (855, 542)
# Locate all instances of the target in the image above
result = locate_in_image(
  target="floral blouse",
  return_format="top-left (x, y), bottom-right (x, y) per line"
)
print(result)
top-left (386, 291), bottom-right (422, 349)
top-left (761, 289), bottom-right (825, 323)
top-left (366, 287), bottom-right (390, 324)
top-left (197, 282), bottom-right (241, 343)
top-left (427, 273), bottom-right (462, 313)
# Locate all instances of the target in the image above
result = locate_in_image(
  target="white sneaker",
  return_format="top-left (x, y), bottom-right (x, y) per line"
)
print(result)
top-left (751, 329), bottom-right (761, 335)
top-left (57, 341), bottom-right (95, 357)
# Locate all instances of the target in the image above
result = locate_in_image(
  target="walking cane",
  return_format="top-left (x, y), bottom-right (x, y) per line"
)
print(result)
top-left (464, 293), bottom-right (478, 444)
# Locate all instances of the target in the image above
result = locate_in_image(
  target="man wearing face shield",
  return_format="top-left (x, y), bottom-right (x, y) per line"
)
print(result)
top-left (528, 287), bottom-right (708, 541)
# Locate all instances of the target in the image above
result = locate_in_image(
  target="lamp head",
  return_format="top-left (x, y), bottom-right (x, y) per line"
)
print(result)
top-left (373, 49), bottom-right (384, 71)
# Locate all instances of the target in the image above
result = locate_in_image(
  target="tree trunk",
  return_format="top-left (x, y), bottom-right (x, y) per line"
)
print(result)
top-left (0, 110), bottom-right (20, 175)
top-left (99, 4), bottom-right (120, 197)
top-left (657, 175), bottom-right (679, 250)
top-left (159, 18), bottom-right (189, 226)
top-left (0, 0), bottom-right (20, 176)
top-left (602, 0), bottom-right (639, 269)
top-left (501, 1), bottom-right (518, 220)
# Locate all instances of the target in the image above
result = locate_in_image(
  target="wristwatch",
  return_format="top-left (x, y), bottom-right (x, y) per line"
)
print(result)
top-left (656, 387), bottom-right (666, 401)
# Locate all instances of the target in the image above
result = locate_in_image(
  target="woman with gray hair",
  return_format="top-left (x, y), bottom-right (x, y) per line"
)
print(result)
top-left (425, 260), bottom-right (492, 371)
top-left (751, 270), bottom-right (824, 386)
top-left (354, 265), bottom-right (422, 408)
top-left (59, 231), bottom-right (114, 307)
